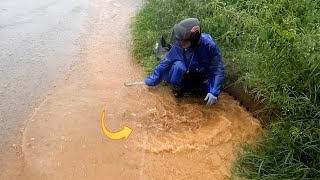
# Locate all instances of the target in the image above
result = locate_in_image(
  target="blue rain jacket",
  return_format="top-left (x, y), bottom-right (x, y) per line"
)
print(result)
top-left (145, 33), bottom-right (225, 97)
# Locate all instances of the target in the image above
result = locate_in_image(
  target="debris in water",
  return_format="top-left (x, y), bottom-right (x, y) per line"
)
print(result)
top-left (148, 108), bottom-right (157, 113)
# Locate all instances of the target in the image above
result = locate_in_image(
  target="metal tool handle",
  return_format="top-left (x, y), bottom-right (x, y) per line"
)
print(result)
top-left (124, 81), bottom-right (146, 86)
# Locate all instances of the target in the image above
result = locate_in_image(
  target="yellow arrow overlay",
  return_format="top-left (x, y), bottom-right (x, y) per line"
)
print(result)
top-left (100, 110), bottom-right (133, 140)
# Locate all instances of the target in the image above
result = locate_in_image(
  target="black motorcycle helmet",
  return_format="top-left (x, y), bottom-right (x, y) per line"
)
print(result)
top-left (170, 18), bottom-right (202, 48)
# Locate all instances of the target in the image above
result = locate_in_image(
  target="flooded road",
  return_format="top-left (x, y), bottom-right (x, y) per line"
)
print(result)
top-left (0, 0), bottom-right (97, 171)
top-left (1, 0), bottom-right (262, 179)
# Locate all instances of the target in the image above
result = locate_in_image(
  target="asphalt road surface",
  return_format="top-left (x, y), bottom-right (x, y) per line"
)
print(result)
top-left (0, 0), bottom-right (96, 171)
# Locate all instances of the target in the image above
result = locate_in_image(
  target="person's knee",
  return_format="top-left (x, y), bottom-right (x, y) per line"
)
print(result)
top-left (171, 61), bottom-right (186, 73)
top-left (167, 61), bottom-right (186, 85)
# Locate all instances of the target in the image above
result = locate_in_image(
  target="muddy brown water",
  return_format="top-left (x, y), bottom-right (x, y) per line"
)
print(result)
top-left (1, 0), bottom-right (262, 179)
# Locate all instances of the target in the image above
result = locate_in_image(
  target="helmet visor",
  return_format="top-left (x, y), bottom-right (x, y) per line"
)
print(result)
top-left (170, 24), bottom-right (191, 46)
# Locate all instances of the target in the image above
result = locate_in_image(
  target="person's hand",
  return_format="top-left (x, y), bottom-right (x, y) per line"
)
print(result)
top-left (204, 93), bottom-right (217, 106)
top-left (144, 78), bottom-right (152, 86)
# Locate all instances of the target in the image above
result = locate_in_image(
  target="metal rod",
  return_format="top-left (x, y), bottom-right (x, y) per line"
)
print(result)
top-left (124, 81), bottom-right (146, 87)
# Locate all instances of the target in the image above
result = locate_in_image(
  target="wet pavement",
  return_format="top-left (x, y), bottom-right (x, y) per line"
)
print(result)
top-left (0, 0), bottom-right (263, 179)
top-left (0, 0), bottom-right (96, 173)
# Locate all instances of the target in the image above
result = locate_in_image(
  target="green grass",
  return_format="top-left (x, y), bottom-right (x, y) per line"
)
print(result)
top-left (132, 0), bottom-right (320, 179)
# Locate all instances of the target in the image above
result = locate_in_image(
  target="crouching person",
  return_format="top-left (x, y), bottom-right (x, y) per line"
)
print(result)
top-left (145, 18), bottom-right (225, 106)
